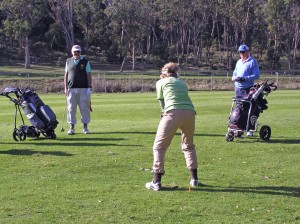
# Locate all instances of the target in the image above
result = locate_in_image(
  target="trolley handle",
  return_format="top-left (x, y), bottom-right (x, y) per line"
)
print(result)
top-left (268, 82), bottom-right (277, 91)
top-left (0, 90), bottom-right (20, 105)
top-left (232, 98), bottom-right (251, 103)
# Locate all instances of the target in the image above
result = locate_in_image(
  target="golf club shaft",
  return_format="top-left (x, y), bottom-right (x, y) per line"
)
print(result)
top-left (61, 97), bottom-right (67, 131)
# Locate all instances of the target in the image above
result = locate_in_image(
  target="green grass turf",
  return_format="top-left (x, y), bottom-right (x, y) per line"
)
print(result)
top-left (0, 90), bottom-right (299, 223)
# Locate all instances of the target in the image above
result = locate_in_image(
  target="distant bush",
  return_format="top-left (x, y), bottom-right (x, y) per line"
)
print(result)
top-left (1, 76), bottom-right (300, 94)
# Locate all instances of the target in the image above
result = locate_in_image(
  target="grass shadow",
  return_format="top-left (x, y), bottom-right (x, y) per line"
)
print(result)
top-left (266, 139), bottom-right (300, 144)
top-left (93, 131), bottom-right (224, 137)
top-left (233, 137), bottom-right (300, 144)
top-left (0, 136), bottom-right (142, 147)
top-left (56, 137), bottom-right (126, 141)
top-left (162, 184), bottom-right (300, 197)
top-left (1, 142), bottom-right (142, 147)
top-left (0, 149), bottom-right (73, 156)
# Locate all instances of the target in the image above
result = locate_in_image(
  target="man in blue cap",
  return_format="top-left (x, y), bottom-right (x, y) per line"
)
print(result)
top-left (231, 44), bottom-right (260, 136)
top-left (232, 44), bottom-right (260, 95)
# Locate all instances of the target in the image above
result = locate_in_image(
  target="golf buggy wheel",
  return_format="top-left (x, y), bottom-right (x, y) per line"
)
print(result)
top-left (13, 128), bottom-right (26, 141)
top-left (50, 133), bottom-right (56, 139)
top-left (45, 130), bottom-right (56, 139)
top-left (259, 125), bottom-right (271, 141)
top-left (226, 132), bottom-right (234, 142)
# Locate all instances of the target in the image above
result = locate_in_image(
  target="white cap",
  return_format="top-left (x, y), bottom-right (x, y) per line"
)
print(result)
top-left (71, 45), bottom-right (81, 52)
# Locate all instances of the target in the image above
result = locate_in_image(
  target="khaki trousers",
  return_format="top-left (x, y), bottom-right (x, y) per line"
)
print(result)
top-left (67, 88), bottom-right (91, 125)
top-left (152, 109), bottom-right (198, 174)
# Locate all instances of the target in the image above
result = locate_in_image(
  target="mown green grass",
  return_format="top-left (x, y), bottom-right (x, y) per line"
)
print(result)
top-left (1, 61), bottom-right (297, 79)
top-left (0, 63), bottom-right (226, 81)
top-left (0, 90), bottom-right (299, 224)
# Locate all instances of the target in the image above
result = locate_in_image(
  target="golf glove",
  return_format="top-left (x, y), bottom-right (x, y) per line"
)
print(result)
top-left (87, 88), bottom-right (93, 95)
top-left (237, 77), bottom-right (245, 82)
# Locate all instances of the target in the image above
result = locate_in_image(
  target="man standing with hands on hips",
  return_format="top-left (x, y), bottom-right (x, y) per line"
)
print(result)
top-left (64, 45), bottom-right (92, 135)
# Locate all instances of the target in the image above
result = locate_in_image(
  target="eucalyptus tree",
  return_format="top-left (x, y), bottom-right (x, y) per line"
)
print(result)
top-left (48, 0), bottom-right (75, 51)
top-left (106, 0), bottom-right (151, 71)
top-left (224, 0), bottom-right (257, 47)
top-left (289, 0), bottom-right (300, 69)
top-left (140, 0), bottom-right (158, 64)
top-left (199, 0), bottom-right (221, 66)
top-left (264, 0), bottom-right (299, 70)
top-left (0, 0), bottom-right (47, 68)
top-left (217, 0), bottom-right (235, 69)
top-left (189, 0), bottom-right (211, 66)
top-left (154, 0), bottom-right (192, 64)
top-left (214, 0), bottom-right (260, 69)
top-left (250, 0), bottom-right (268, 61)
top-left (187, 0), bottom-right (216, 66)
top-left (266, 0), bottom-right (299, 70)
top-left (73, 0), bottom-right (108, 54)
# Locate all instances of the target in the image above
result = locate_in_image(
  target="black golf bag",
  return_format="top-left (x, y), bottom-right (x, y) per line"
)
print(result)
top-left (0, 87), bottom-right (58, 141)
top-left (226, 80), bottom-right (277, 141)
top-left (229, 85), bottom-right (269, 131)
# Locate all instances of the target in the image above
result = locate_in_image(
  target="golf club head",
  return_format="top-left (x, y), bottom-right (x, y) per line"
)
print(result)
top-left (61, 127), bottom-right (65, 132)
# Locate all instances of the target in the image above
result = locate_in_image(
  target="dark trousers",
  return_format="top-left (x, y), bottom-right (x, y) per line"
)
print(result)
top-left (234, 87), bottom-right (251, 99)
top-left (232, 87), bottom-right (251, 129)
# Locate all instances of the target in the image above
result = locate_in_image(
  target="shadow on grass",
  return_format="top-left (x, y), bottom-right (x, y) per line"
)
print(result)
top-left (234, 137), bottom-right (300, 144)
top-left (162, 184), bottom-right (300, 197)
top-left (0, 142), bottom-right (142, 147)
top-left (266, 139), bottom-right (300, 144)
top-left (56, 137), bottom-right (126, 141)
top-left (0, 149), bottom-right (73, 156)
top-left (0, 136), bottom-right (142, 147)
top-left (90, 131), bottom-right (224, 137)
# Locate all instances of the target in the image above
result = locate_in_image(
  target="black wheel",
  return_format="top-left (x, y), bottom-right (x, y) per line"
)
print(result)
top-left (226, 132), bottom-right (234, 142)
top-left (259, 125), bottom-right (271, 141)
top-left (45, 131), bottom-right (56, 139)
top-left (13, 128), bottom-right (26, 141)
top-left (50, 133), bottom-right (56, 139)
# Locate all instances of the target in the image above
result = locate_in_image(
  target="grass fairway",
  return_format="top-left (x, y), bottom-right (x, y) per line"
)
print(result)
top-left (0, 90), bottom-right (299, 224)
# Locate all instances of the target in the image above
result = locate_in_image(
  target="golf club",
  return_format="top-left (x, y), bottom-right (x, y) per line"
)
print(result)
top-left (61, 97), bottom-right (67, 132)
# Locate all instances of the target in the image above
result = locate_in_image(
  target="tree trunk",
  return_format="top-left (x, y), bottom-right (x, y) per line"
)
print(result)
top-left (25, 37), bottom-right (30, 69)
top-left (132, 42), bottom-right (136, 71)
top-left (146, 34), bottom-right (151, 63)
top-left (176, 42), bottom-right (180, 65)
top-left (48, 0), bottom-right (75, 51)
top-left (120, 56), bottom-right (126, 72)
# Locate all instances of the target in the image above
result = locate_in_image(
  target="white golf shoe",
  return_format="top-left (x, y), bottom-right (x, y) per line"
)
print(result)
top-left (145, 180), bottom-right (162, 191)
top-left (67, 128), bottom-right (75, 135)
top-left (190, 179), bottom-right (199, 187)
top-left (83, 127), bottom-right (89, 134)
top-left (247, 131), bottom-right (253, 137)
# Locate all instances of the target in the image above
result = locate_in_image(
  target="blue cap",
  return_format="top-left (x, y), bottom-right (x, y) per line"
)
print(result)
top-left (238, 44), bottom-right (249, 52)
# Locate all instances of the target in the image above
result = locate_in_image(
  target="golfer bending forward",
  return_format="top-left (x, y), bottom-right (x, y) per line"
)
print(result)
top-left (146, 62), bottom-right (199, 191)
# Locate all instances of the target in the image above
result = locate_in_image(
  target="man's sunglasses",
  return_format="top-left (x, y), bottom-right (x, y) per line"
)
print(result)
top-left (73, 51), bottom-right (81, 54)
top-left (239, 51), bottom-right (245, 53)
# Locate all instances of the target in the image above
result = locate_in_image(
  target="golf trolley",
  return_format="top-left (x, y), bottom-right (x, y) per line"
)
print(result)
top-left (226, 80), bottom-right (277, 142)
top-left (0, 87), bottom-right (58, 141)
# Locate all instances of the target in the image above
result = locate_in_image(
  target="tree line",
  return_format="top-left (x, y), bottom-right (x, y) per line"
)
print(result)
top-left (0, 0), bottom-right (299, 71)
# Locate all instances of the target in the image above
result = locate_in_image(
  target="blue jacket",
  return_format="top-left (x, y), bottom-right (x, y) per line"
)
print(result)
top-left (233, 56), bottom-right (260, 88)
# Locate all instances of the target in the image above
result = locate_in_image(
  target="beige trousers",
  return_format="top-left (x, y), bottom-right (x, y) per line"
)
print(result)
top-left (152, 109), bottom-right (198, 174)
top-left (67, 88), bottom-right (91, 125)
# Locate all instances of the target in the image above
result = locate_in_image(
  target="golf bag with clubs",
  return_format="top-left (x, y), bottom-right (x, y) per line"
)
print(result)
top-left (0, 87), bottom-right (58, 141)
top-left (226, 80), bottom-right (277, 142)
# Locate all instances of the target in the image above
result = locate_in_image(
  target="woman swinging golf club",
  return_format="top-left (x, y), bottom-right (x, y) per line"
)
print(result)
top-left (145, 62), bottom-right (200, 191)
